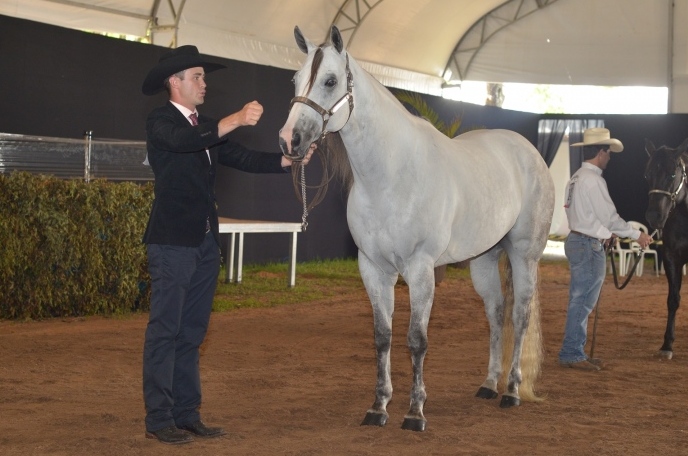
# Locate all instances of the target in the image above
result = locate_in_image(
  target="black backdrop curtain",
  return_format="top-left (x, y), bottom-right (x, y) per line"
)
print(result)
top-left (537, 119), bottom-right (603, 172)
top-left (567, 119), bottom-right (604, 175)
top-left (537, 119), bottom-right (568, 166)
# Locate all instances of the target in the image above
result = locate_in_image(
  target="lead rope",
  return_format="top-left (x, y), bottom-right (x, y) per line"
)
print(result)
top-left (608, 229), bottom-right (658, 290)
top-left (300, 165), bottom-right (308, 231)
top-left (590, 229), bottom-right (658, 359)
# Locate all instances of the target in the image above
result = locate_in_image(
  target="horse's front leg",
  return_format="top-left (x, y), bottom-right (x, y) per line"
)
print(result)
top-left (660, 257), bottom-right (683, 359)
top-left (401, 261), bottom-right (435, 432)
top-left (359, 252), bottom-right (398, 427)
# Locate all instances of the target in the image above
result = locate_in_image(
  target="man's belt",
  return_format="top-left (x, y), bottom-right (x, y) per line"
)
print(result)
top-left (571, 230), bottom-right (611, 248)
top-left (570, 230), bottom-right (604, 242)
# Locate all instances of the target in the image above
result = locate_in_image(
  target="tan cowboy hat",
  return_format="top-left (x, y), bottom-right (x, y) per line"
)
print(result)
top-left (570, 127), bottom-right (624, 152)
top-left (142, 45), bottom-right (226, 96)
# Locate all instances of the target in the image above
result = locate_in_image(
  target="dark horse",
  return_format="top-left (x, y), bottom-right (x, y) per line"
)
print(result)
top-left (644, 138), bottom-right (688, 359)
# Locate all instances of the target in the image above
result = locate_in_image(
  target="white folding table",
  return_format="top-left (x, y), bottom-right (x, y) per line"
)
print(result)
top-left (218, 217), bottom-right (302, 287)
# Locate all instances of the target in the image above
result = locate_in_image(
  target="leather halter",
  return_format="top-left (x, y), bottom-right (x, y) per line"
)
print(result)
top-left (289, 53), bottom-right (354, 140)
top-left (648, 159), bottom-right (686, 210)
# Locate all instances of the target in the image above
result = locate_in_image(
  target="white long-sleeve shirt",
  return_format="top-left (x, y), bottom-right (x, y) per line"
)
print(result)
top-left (564, 162), bottom-right (640, 240)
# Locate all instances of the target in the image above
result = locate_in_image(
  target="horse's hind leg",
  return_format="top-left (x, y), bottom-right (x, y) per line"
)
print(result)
top-left (359, 252), bottom-right (398, 427)
top-left (499, 251), bottom-right (542, 407)
top-left (470, 247), bottom-right (505, 401)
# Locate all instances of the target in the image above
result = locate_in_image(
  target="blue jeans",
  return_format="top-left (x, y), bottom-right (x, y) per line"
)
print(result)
top-left (559, 232), bottom-right (606, 363)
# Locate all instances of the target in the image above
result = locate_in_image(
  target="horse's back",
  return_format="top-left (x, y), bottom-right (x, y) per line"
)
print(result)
top-left (453, 129), bottom-right (543, 168)
top-left (455, 129), bottom-right (553, 211)
top-left (432, 129), bottom-right (554, 263)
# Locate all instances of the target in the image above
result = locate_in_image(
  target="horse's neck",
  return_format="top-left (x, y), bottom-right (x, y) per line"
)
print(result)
top-left (340, 66), bottom-right (418, 180)
top-left (678, 186), bottom-right (688, 212)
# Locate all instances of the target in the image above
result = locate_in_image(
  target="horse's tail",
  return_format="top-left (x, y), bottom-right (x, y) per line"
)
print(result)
top-left (499, 259), bottom-right (544, 402)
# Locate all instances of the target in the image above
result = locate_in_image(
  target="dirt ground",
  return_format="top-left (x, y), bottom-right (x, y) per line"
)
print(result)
top-left (2, 260), bottom-right (688, 456)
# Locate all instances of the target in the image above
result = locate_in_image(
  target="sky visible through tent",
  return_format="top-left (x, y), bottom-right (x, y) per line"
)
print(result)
top-left (444, 82), bottom-right (668, 114)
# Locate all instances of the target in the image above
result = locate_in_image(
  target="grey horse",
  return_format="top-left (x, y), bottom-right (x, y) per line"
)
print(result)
top-left (279, 25), bottom-right (554, 432)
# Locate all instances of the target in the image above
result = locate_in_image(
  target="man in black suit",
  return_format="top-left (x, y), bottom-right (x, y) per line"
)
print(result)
top-left (140, 45), bottom-right (312, 445)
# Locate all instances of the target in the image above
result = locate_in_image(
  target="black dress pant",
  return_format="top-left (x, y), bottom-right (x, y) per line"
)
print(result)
top-left (143, 231), bottom-right (220, 432)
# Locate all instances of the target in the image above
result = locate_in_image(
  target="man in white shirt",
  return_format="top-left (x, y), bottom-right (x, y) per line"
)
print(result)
top-left (559, 128), bottom-right (652, 371)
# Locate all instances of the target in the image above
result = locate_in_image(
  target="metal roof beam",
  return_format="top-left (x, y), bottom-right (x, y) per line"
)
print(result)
top-left (330, 0), bottom-right (384, 48)
top-left (443, 0), bottom-right (559, 83)
top-left (147, 0), bottom-right (187, 48)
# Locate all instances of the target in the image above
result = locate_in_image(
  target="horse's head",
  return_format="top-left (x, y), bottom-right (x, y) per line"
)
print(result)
top-left (279, 26), bottom-right (354, 161)
top-left (644, 138), bottom-right (688, 230)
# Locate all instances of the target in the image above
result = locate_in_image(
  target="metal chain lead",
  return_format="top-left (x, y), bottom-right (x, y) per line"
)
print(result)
top-left (300, 164), bottom-right (309, 231)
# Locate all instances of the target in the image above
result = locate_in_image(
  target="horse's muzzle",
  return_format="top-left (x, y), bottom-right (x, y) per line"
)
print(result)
top-left (645, 210), bottom-right (666, 232)
top-left (279, 136), bottom-right (306, 161)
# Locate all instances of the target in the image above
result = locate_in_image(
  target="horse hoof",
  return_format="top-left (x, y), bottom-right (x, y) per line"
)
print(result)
top-left (401, 417), bottom-right (426, 432)
top-left (361, 412), bottom-right (388, 427)
top-left (659, 350), bottom-right (673, 360)
top-left (475, 386), bottom-right (499, 400)
top-left (499, 395), bottom-right (520, 408)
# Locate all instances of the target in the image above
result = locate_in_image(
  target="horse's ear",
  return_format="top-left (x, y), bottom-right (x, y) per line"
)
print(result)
top-left (645, 138), bottom-right (656, 157)
top-left (294, 26), bottom-right (313, 54)
top-left (331, 26), bottom-right (344, 53)
top-left (678, 138), bottom-right (688, 155)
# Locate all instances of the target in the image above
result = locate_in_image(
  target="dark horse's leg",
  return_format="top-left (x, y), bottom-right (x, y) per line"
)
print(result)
top-left (660, 255), bottom-right (683, 359)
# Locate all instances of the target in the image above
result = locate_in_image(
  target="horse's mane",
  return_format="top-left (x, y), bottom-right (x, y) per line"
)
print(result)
top-left (290, 132), bottom-right (353, 211)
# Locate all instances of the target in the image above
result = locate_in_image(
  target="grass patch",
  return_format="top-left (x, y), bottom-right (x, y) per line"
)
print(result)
top-left (213, 258), bottom-right (363, 311)
top-left (213, 259), bottom-right (471, 312)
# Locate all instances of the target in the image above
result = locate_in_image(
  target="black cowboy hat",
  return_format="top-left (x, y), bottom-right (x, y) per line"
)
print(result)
top-left (142, 45), bottom-right (226, 96)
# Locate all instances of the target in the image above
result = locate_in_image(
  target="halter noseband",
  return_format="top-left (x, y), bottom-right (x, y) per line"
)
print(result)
top-left (289, 53), bottom-right (354, 140)
top-left (648, 159), bottom-right (686, 209)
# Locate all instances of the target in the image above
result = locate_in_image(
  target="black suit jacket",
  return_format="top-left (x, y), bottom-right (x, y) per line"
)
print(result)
top-left (142, 101), bottom-right (285, 247)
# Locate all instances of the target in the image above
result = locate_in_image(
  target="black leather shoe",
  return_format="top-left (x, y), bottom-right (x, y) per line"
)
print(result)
top-left (145, 425), bottom-right (194, 445)
top-left (179, 420), bottom-right (226, 438)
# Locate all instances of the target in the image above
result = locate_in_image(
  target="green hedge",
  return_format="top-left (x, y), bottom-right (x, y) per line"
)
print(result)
top-left (0, 172), bottom-right (153, 319)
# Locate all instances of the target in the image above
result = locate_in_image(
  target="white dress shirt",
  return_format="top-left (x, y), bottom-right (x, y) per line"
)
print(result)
top-left (564, 162), bottom-right (639, 240)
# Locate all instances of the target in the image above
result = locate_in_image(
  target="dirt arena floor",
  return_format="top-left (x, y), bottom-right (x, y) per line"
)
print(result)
top-left (2, 259), bottom-right (688, 456)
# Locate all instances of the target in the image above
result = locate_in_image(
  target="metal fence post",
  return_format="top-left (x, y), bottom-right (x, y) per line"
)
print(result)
top-left (83, 130), bottom-right (93, 182)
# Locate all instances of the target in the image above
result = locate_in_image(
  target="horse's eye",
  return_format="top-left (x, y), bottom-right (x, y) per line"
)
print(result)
top-left (325, 78), bottom-right (337, 88)
top-left (291, 77), bottom-right (296, 86)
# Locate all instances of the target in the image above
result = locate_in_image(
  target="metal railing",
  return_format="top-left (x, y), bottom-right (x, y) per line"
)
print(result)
top-left (0, 132), bottom-right (153, 181)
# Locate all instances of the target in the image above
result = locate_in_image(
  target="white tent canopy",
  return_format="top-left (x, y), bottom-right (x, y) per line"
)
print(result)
top-left (2, 0), bottom-right (688, 110)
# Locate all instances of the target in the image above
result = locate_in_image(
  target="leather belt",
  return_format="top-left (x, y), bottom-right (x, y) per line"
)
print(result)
top-left (570, 230), bottom-right (602, 242)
